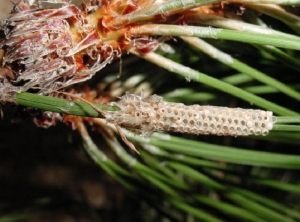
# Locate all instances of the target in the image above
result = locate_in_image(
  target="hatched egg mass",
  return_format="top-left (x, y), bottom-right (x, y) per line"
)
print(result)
top-left (108, 93), bottom-right (276, 137)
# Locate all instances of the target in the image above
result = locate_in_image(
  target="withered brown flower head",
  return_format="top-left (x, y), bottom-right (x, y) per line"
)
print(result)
top-left (0, 0), bottom-right (121, 103)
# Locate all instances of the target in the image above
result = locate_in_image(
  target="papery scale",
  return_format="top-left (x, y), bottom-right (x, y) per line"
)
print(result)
top-left (0, 1), bottom-right (121, 102)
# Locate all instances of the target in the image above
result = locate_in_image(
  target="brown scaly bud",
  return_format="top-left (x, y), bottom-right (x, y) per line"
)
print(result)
top-left (0, 0), bottom-right (121, 103)
top-left (108, 93), bottom-right (277, 137)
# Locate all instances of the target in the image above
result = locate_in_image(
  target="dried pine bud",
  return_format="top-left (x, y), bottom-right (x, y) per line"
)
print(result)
top-left (0, 0), bottom-right (161, 103)
top-left (0, 1), bottom-right (120, 103)
top-left (107, 93), bottom-right (276, 137)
